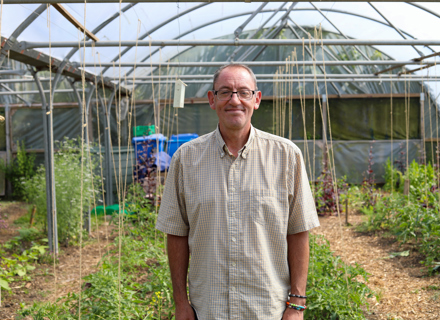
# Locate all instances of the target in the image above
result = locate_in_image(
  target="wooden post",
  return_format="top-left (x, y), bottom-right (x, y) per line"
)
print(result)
top-left (404, 179), bottom-right (410, 196)
top-left (345, 197), bottom-right (349, 225)
top-left (29, 205), bottom-right (36, 227)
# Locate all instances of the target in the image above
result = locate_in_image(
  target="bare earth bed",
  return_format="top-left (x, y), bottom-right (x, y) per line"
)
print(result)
top-left (0, 202), bottom-right (116, 320)
top-left (1, 202), bottom-right (440, 319)
top-left (313, 214), bottom-right (440, 320)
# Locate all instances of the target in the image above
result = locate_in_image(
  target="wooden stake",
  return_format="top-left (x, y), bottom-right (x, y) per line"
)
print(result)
top-left (345, 197), bottom-right (349, 225)
top-left (404, 179), bottom-right (410, 196)
top-left (29, 205), bottom-right (36, 227)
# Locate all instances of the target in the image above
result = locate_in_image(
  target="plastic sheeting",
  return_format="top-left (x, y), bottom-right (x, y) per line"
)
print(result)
top-left (11, 107), bottom-right (81, 150)
top-left (329, 98), bottom-right (420, 140)
top-left (293, 139), bottom-right (422, 184)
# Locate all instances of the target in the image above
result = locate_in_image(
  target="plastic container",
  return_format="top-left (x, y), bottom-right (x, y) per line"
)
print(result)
top-left (90, 204), bottom-right (129, 216)
top-left (132, 134), bottom-right (167, 165)
top-left (133, 125), bottom-right (155, 137)
top-left (167, 133), bottom-right (199, 158)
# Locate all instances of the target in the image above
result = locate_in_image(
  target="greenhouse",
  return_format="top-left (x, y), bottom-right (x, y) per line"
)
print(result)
top-left (0, 1), bottom-right (440, 319)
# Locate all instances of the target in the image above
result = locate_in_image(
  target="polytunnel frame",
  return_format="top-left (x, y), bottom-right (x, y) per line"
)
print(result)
top-left (0, 3), bottom-right (133, 253)
top-left (2, 1), bottom-right (440, 254)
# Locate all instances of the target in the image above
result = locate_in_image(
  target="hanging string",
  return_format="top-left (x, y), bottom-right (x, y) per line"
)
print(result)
top-left (318, 25), bottom-right (352, 303)
top-left (116, 1), bottom-right (123, 318)
top-left (273, 71), bottom-right (277, 135)
top-left (92, 49), bottom-right (108, 258)
top-left (77, 0), bottom-right (90, 311)
top-left (148, 35), bottom-right (161, 243)
top-left (97, 52), bottom-right (111, 256)
top-left (390, 72), bottom-right (394, 194)
top-left (294, 48), bottom-right (312, 182)
top-left (46, 2), bottom-right (59, 305)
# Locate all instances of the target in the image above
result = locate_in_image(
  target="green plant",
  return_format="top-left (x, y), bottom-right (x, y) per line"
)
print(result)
top-left (306, 235), bottom-right (374, 319)
top-left (0, 141), bottom-right (36, 199)
top-left (21, 138), bottom-right (101, 245)
top-left (359, 191), bottom-right (440, 272)
top-left (0, 237), bottom-right (48, 291)
top-left (383, 158), bottom-right (402, 191)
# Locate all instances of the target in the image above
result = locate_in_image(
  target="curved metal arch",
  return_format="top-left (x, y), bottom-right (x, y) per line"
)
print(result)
top-left (408, 2), bottom-right (440, 20)
top-left (122, 7), bottom-right (425, 83)
top-left (53, 2), bottom-right (137, 90)
top-left (100, 2), bottom-right (211, 76)
top-left (0, 4), bottom-right (47, 67)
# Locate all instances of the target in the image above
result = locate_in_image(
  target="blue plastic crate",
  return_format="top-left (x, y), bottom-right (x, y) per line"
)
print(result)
top-left (132, 134), bottom-right (167, 165)
top-left (167, 133), bottom-right (199, 158)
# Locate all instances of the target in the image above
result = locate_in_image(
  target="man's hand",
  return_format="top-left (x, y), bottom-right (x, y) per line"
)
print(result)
top-left (282, 307), bottom-right (304, 320)
top-left (175, 302), bottom-right (196, 320)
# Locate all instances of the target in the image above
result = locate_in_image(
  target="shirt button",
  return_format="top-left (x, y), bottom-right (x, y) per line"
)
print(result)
top-left (231, 286), bottom-right (236, 292)
top-left (232, 262), bottom-right (236, 267)
top-left (231, 237), bottom-right (236, 242)
top-left (235, 163), bottom-right (239, 168)
top-left (231, 212), bottom-right (236, 217)
top-left (231, 187), bottom-right (236, 192)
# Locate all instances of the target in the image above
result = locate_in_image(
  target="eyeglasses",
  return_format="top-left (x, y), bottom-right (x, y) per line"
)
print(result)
top-left (214, 89), bottom-right (256, 101)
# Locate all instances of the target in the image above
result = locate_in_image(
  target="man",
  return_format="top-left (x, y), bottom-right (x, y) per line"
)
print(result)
top-left (156, 64), bottom-right (320, 320)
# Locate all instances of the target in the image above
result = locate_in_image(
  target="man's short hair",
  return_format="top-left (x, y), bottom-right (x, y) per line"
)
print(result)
top-left (212, 63), bottom-right (258, 90)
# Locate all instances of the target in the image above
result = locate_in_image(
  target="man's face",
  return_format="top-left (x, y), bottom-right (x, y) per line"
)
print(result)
top-left (208, 67), bottom-right (261, 133)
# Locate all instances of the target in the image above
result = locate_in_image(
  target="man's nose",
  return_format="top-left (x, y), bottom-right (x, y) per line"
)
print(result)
top-left (229, 92), bottom-right (241, 104)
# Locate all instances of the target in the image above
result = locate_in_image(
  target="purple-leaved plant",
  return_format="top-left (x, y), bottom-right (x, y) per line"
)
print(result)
top-left (362, 143), bottom-right (376, 207)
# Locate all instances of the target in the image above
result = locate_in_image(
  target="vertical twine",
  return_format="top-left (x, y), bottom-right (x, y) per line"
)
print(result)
top-left (318, 24), bottom-right (352, 304)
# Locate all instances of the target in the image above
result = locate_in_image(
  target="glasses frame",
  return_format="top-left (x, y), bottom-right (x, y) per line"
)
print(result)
top-left (213, 90), bottom-right (256, 101)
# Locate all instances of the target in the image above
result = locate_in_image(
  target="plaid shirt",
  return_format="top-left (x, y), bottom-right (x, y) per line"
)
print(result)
top-left (156, 126), bottom-right (319, 320)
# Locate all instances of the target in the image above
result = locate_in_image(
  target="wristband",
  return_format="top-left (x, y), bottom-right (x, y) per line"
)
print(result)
top-left (289, 293), bottom-right (307, 299)
top-left (286, 302), bottom-right (307, 311)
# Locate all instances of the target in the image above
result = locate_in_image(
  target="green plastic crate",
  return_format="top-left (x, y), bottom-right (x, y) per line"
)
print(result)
top-left (133, 125), bottom-right (155, 137)
top-left (91, 204), bottom-right (130, 216)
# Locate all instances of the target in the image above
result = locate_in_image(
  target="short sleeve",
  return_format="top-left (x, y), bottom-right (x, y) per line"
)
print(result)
top-left (287, 147), bottom-right (320, 234)
top-left (156, 149), bottom-right (189, 236)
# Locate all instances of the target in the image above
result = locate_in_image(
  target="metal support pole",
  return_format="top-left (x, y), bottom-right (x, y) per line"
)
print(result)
top-left (28, 66), bottom-right (58, 254)
top-left (84, 60), bottom-right (437, 68)
top-left (100, 92), bottom-right (115, 207)
top-left (420, 92), bottom-right (425, 164)
top-left (83, 85), bottom-right (95, 233)
top-left (18, 39), bottom-right (440, 49)
top-left (0, 4), bottom-right (47, 68)
top-left (4, 99), bottom-right (12, 197)
top-left (234, 2), bottom-right (268, 38)
top-left (322, 94), bottom-right (328, 171)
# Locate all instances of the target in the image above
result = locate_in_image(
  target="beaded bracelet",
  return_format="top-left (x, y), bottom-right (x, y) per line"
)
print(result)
top-left (286, 302), bottom-right (307, 311)
top-left (289, 293), bottom-right (307, 299)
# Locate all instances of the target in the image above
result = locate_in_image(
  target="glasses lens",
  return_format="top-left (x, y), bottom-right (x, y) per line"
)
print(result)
top-left (216, 90), bottom-right (253, 101)
top-left (238, 90), bottom-right (252, 100)
top-left (217, 90), bottom-right (231, 101)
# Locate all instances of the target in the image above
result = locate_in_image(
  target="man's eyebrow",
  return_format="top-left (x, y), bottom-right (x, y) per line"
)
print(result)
top-left (216, 85), bottom-right (253, 90)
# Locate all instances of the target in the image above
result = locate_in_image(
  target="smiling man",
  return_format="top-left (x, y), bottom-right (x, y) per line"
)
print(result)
top-left (156, 64), bottom-right (319, 320)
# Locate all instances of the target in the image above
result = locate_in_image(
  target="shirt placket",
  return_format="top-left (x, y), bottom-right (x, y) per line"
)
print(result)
top-left (228, 155), bottom-right (241, 320)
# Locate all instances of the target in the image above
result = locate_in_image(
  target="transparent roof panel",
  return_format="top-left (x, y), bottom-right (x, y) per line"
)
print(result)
top-left (1, 1), bottom-right (440, 102)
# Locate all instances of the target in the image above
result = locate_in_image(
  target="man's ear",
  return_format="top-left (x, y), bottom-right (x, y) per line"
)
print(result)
top-left (208, 90), bottom-right (216, 110)
top-left (254, 91), bottom-right (262, 110)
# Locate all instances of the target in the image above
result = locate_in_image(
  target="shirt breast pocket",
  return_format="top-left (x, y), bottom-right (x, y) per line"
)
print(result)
top-left (250, 189), bottom-right (286, 226)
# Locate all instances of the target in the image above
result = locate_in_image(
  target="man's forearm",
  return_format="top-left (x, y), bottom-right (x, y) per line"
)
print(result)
top-left (167, 234), bottom-right (190, 306)
top-left (287, 231), bottom-right (309, 300)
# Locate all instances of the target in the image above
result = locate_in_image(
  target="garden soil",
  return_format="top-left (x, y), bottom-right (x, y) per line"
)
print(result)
top-left (1, 203), bottom-right (440, 319)
top-left (0, 202), bottom-right (116, 320)
top-left (313, 213), bottom-right (440, 320)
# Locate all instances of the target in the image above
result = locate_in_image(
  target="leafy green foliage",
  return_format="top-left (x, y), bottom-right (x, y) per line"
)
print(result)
top-left (360, 159), bottom-right (440, 272)
top-left (307, 235), bottom-right (374, 320)
top-left (21, 138), bottom-right (101, 244)
top-left (19, 185), bottom-right (372, 319)
top-left (0, 229), bottom-right (48, 291)
top-left (18, 184), bottom-right (172, 320)
top-left (0, 141), bottom-right (36, 199)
